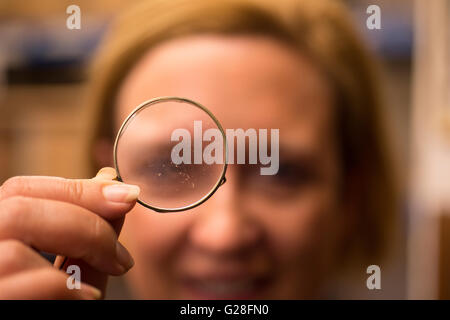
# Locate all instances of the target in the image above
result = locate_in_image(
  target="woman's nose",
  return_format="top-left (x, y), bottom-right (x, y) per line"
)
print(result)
top-left (188, 168), bottom-right (262, 256)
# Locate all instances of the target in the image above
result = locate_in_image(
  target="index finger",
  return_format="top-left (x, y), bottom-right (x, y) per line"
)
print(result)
top-left (0, 167), bottom-right (140, 220)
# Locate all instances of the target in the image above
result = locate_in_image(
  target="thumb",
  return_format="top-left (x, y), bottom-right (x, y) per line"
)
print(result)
top-left (93, 167), bottom-right (118, 181)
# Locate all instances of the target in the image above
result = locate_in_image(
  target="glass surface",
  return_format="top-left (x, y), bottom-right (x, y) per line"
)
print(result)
top-left (115, 98), bottom-right (226, 211)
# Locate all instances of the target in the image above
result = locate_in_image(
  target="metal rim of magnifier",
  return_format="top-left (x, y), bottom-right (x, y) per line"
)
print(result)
top-left (113, 96), bottom-right (228, 213)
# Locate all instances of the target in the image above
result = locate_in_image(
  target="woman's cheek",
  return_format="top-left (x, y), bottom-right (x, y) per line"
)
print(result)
top-left (260, 194), bottom-right (339, 295)
top-left (261, 207), bottom-right (322, 263)
top-left (123, 207), bottom-right (192, 265)
top-left (122, 207), bottom-right (195, 298)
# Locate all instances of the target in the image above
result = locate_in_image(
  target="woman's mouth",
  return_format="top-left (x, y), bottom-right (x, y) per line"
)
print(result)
top-left (180, 274), bottom-right (272, 299)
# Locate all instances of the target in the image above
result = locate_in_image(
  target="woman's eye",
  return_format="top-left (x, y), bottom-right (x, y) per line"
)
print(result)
top-left (240, 160), bottom-right (320, 197)
top-left (275, 162), bottom-right (317, 186)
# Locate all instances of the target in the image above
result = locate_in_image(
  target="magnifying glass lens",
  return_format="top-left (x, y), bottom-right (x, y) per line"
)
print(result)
top-left (115, 98), bottom-right (226, 212)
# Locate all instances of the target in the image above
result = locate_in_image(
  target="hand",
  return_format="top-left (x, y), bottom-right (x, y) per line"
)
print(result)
top-left (0, 167), bottom-right (140, 299)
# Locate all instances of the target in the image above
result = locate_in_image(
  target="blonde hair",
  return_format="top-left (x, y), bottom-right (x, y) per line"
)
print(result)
top-left (88, 0), bottom-right (399, 261)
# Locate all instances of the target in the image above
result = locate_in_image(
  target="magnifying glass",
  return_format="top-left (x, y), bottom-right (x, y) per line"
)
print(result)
top-left (57, 96), bottom-right (228, 270)
top-left (113, 96), bottom-right (227, 212)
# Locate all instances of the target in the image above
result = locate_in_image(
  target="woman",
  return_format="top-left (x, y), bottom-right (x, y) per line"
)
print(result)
top-left (0, 0), bottom-right (398, 299)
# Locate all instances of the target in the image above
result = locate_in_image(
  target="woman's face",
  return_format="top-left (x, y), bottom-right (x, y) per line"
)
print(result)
top-left (114, 35), bottom-right (344, 299)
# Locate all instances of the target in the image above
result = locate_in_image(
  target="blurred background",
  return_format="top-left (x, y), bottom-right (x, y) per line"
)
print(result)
top-left (0, 0), bottom-right (449, 299)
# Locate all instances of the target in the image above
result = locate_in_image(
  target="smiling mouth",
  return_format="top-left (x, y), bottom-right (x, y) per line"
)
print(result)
top-left (180, 275), bottom-right (272, 299)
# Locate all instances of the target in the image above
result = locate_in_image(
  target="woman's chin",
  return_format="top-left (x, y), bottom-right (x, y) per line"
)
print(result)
top-left (177, 276), bottom-right (274, 300)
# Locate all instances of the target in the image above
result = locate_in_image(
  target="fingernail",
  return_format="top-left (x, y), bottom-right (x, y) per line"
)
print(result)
top-left (102, 184), bottom-right (140, 203)
top-left (115, 241), bottom-right (135, 270)
top-left (81, 283), bottom-right (102, 300)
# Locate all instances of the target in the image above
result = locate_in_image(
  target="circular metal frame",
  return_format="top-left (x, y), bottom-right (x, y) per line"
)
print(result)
top-left (113, 96), bottom-right (228, 213)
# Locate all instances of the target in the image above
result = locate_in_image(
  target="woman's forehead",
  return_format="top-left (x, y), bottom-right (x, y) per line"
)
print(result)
top-left (115, 34), bottom-right (335, 147)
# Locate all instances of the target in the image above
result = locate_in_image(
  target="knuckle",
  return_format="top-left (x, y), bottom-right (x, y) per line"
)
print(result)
top-left (71, 214), bottom-right (114, 260)
top-left (35, 268), bottom-right (70, 291)
top-left (64, 180), bottom-right (84, 203)
top-left (42, 269), bottom-right (82, 299)
top-left (91, 216), bottom-right (113, 246)
top-left (0, 196), bottom-right (30, 237)
top-left (0, 176), bottom-right (28, 199)
top-left (0, 240), bottom-right (30, 271)
top-left (85, 215), bottom-right (116, 258)
top-left (42, 268), bottom-right (66, 280)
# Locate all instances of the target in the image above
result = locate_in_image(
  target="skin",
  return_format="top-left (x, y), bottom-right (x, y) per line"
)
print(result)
top-left (116, 35), bottom-right (346, 299)
top-left (0, 168), bottom-right (138, 299)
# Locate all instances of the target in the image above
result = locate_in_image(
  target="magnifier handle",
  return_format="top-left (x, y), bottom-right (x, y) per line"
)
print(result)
top-left (55, 255), bottom-right (68, 270)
